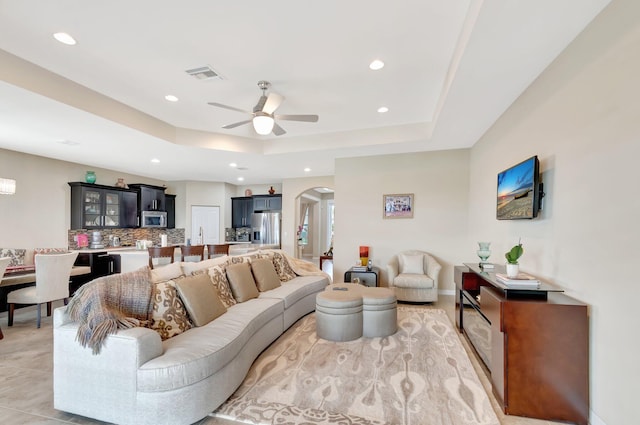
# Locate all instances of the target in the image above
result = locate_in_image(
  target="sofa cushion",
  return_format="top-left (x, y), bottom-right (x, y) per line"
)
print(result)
top-left (151, 261), bottom-right (183, 283)
top-left (0, 248), bottom-right (26, 266)
top-left (181, 256), bottom-right (228, 276)
top-left (149, 279), bottom-right (192, 340)
top-left (393, 273), bottom-right (434, 289)
top-left (226, 262), bottom-right (259, 302)
top-left (259, 275), bottom-right (330, 308)
top-left (137, 297), bottom-right (283, 392)
top-left (399, 253), bottom-right (424, 274)
top-left (174, 274), bottom-right (227, 327)
top-left (250, 259), bottom-right (281, 292)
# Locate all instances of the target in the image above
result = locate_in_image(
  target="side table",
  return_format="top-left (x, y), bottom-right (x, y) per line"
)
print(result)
top-left (344, 266), bottom-right (379, 287)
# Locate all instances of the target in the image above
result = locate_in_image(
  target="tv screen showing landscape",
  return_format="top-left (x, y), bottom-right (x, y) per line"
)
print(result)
top-left (497, 156), bottom-right (539, 220)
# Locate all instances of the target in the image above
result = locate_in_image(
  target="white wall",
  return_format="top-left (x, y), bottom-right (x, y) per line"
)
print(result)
top-left (466, 1), bottom-right (640, 423)
top-left (333, 150), bottom-right (469, 289)
top-left (0, 149), bottom-right (164, 248)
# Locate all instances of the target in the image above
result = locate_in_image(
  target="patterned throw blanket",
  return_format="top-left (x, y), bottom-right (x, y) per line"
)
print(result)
top-left (66, 267), bottom-right (154, 354)
top-left (278, 250), bottom-right (332, 280)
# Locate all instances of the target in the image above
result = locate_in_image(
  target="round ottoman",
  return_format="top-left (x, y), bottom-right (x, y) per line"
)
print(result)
top-left (324, 284), bottom-right (398, 338)
top-left (315, 289), bottom-right (363, 341)
top-left (359, 287), bottom-right (397, 337)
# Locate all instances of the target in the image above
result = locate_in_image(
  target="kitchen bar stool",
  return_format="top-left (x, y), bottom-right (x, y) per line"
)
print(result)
top-left (180, 245), bottom-right (205, 262)
top-left (206, 244), bottom-right (230, 258)
top-left (148, 246), bottom-right (175, 269)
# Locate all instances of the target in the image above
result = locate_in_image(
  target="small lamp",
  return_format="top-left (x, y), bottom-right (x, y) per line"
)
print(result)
top-left (0, 178), bottom-right (16, 195)
top-left (253, 113), bottom-right (274, 135)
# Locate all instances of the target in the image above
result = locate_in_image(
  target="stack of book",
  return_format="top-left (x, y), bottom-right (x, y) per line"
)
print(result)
top-left (351, 265), bottom-right (367, 272)
top-left (495, 272), bottom-right (540, 289)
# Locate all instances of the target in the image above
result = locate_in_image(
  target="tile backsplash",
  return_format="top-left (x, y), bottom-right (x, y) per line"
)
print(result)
top-left (68, 228), bottom-right (185, 249)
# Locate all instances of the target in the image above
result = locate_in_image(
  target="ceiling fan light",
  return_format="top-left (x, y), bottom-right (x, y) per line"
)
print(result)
top-left (253, 114), bottom-right (274, 135)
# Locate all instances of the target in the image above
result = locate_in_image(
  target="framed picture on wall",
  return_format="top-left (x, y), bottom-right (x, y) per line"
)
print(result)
top-left (383, 193), bottom-right (414, 219)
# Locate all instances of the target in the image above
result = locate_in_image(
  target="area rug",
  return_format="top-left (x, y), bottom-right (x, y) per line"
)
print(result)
top-left (211, 306), bottom-right (499, 425)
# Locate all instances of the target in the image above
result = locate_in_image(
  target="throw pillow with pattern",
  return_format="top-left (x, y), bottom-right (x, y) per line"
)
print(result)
top-left (149, 279), bottom-right (192, 340)
top-left (271, 251), bottom-right (297, 282)
top-left (0, 248), bottom-right (27, 266)
top-left (200, 266), bottom-right (237, 308)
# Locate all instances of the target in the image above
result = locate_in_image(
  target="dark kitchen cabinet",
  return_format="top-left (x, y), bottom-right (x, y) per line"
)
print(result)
top-left (253, 194), bottom-right (282, 212)
top-left (165, 194), bottom-right (176, 229)
top-left (129, 184), bottom-right (166, 212)
top-left (69, 182), bottom-right (136, 229)
top-left (232, 197), bottom-right (253, 227)
top-left (121, 191), bottom-right (138, 228)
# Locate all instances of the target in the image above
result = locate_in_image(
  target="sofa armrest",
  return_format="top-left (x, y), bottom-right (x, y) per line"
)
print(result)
top-left (54, 307), bottom-right (163, 368)
top-left (425, 255), bottom-right (442, 289)
top-left (386, 262), bottom-right (399, 286)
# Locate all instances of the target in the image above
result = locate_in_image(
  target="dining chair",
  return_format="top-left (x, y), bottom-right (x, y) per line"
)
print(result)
top-left (7, 251), bottom-right (78, 328)
top-left (148, 246), bottom-right (176, 269)
top-left (180, 245), bottom-right (205, 262)
top-left (0, 257), bottom-right (9, 339)
top-left (206, 244), bottom-right (230, 258)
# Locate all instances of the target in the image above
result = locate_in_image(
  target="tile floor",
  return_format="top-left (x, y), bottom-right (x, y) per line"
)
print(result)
top-left (0, 295), bottom-right (564, 424)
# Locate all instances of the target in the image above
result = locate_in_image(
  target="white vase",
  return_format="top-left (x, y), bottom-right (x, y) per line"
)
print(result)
top-left (506, 263), bottom-right (519, 278)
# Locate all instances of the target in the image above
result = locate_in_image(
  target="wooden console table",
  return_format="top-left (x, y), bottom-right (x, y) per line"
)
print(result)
top-left (454, 264), bottom-right (589, 425)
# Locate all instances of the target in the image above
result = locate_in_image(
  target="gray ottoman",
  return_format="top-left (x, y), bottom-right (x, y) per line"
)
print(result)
top-left (323, 284), bottom-right (398, 338)
top-left (315, 289), bottom-right (363, 341)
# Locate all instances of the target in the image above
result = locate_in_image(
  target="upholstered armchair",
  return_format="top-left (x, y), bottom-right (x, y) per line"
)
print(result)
top-left (386, 250), bottom-right (441, 302)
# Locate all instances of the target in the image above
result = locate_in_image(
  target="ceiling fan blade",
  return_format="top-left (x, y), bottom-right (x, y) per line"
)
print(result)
top-left (275, 114), bottom-right (319, 123)
top-left (272, 122), bottom-right (287, 136)
top-left (263, 93), bottom-right (284, 114)
top-left (208, 102), bottom-right (250, 114)
top-left (222, 119), bottom-right (252, 129)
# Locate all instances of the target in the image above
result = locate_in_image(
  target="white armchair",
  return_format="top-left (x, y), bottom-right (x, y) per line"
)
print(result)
top-left (386, 250), bottom-right (441, 302)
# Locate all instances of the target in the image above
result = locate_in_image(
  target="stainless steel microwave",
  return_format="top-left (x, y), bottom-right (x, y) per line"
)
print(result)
top-left (141, 210), bottom-right (167, 228)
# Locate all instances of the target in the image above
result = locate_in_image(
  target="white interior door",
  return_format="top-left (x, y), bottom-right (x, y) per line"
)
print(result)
top-left (191, 205), bottom-right (220, 245)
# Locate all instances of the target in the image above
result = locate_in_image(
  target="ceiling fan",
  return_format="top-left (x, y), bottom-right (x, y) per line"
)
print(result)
top-left (208, 80), bottom-right (319, 136)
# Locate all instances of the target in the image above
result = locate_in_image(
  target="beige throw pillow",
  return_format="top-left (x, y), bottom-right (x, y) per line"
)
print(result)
top-left (150, 261), bottom-right (183, 283)
top-left (149, 279), bottom-right (192, 340)
top-left (271, 252), bottom-right (297, 282)
top-left (174, 273), bottom-right (227, 327)
top-left (400, 253), bottom-right (424, 274)
top-left (226, 262), bottom-right (259, 302)
top-left (250, 258), bottom-right (282, 292)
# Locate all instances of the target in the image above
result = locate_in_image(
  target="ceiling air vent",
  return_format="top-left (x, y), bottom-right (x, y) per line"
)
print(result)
top-left (185, 65), bottom-right (223, 81)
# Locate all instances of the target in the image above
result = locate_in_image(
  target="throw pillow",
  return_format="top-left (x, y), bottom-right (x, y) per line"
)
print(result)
top-left (226, 262), bottom-right (259, 302)
top-left (271, 252), bottom-right (297, 282)
top-left (150, 261), bottom-right (183, 283)
top-left (400, 253), bottom-right (424, 274)
top-left (205, 266), bottom-right (237, 308)
top-left (174, 273), bottom-right (227, 327)
top-left (149, 279), bottom-right (192, 340)
top-left (181, 256), bottom-right (228, 276)
top-left (0, 248), bottom-right (27, 266)
top-left (250, 258), bottom-right (282, 292)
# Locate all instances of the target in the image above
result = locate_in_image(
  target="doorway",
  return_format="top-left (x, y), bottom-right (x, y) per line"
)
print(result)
top-left (294, 188), bottom-right (334, 268)
top-left (191, 205), bottom-right (220, 245)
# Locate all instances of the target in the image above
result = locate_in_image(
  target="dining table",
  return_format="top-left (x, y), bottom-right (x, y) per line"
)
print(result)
top-left (0, 265), bottom-right (91, 339)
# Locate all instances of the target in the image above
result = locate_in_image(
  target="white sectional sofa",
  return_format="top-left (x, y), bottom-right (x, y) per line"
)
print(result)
top-left (53, 250), bottom-right (329, 425)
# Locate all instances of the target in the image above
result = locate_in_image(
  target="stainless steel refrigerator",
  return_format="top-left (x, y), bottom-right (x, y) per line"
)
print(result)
top-left (251, 212), bottom-right (281, 247)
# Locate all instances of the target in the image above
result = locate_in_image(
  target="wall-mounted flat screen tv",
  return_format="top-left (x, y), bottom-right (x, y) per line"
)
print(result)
top-left (497, 155), bottom-right (541, 220)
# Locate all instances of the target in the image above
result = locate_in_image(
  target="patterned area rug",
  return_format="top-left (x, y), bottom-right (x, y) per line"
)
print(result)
top-left (211, 307), bottom-right (499, 425)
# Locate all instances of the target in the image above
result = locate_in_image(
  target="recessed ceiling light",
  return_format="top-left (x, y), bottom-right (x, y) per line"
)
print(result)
top-left (151, 158), bottom-right (160, 163)
top-left (164, 95), bottom-right (179, 102)
top-left (237, 177), bottom-right (244, 181)
top-left (369, 59), bottom-right (384, 70)
top-left (304, 167), bottom-right (311, 172)
top-left (53, 32), bottom-right (76, 45)
top-left (229, 162), bottom-right (237, 168)
top-left (377, 106), bottom-right (389, 113)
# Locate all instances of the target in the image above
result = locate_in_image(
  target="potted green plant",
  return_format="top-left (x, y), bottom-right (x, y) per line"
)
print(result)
top-left (505, 239), bottom-right (523, 277)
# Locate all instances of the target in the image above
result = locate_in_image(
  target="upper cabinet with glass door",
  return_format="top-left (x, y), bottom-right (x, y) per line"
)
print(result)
top-left (69, 182), bottom-right (136, 229)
